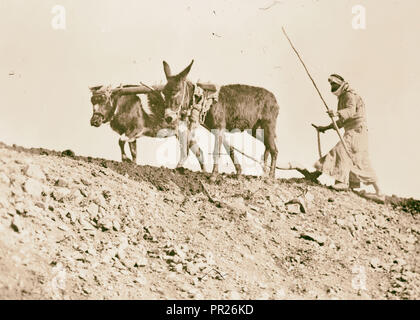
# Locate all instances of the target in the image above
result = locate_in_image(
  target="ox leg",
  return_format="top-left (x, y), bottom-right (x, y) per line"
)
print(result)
top-left (264, 126), bottom-right (278, 178)
top-left (211, 129), bottom-right (224, 180)
top-left (263, 149), bottom-right (270, 176)
top-left (128, 140), bottom-right (137, 163)
top-left (222, 137), bottom-right (242, 175)
top-left (119, 139), bottom-right (130, 162)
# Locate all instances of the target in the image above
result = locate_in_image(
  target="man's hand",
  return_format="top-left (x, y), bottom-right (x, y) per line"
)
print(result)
top-left (327, 110), bottom-right (338, 118)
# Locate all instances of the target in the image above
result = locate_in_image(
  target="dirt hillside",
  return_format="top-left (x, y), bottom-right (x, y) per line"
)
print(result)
top-left (0, 142), bottom-right (418, 300)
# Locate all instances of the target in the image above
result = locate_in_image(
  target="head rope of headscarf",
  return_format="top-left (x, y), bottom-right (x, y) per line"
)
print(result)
top-left (328, 74), bottom-right (350, 97)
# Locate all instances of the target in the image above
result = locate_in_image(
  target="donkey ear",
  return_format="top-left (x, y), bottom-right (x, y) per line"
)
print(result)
top-left (163, 61), bottom-right (172, 79)
top-left (177, 60), bottom-right (194, 80)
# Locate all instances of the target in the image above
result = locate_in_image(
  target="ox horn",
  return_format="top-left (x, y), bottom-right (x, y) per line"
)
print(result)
top-left (89, 85), bottom-right (103, 92)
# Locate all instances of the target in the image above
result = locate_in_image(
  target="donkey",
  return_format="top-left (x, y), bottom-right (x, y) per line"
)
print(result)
top-left (161, 60), bottom-right (280, 178)
top-left (89, 85), bottom-right (168, 163)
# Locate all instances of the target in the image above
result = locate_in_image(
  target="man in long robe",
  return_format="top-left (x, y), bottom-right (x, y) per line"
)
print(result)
top-left (300, 74), bottom-right (383, 197)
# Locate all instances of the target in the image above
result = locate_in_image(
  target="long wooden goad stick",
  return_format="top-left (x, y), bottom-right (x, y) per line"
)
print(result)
top-left (282, 27), bottom-right (353, 161)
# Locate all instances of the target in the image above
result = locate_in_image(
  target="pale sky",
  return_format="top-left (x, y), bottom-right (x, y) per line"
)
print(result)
top-left (1, 0), bottom-right (419, 198)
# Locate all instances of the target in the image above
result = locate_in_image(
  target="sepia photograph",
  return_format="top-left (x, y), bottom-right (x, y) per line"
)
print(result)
top-left (0, 0), bottom-right (418, 304)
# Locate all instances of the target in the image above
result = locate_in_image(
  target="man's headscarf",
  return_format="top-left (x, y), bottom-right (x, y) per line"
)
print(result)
top-left (328, 74), bottom-right (349, 97)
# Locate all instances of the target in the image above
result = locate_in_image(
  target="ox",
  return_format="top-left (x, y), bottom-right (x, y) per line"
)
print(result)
top-left (161, 60), bottom-right (280, 178)
top-left (89, 85), bottom-right (169, 163)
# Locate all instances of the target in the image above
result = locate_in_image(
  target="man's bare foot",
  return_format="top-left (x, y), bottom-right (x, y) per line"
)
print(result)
top-left (331, 183), bottom-right (349, 191)
top-left (361, 192), bottom-right (386, 204)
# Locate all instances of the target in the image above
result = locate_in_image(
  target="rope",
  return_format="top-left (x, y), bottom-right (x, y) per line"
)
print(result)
top-left (198, 123), bottom-right (294, 171)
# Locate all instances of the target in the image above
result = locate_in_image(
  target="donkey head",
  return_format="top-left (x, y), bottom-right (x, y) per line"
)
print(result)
top-left (161, 60), bottom-right (194, 124)
top-left (89, 85), bottom-right (115, 127)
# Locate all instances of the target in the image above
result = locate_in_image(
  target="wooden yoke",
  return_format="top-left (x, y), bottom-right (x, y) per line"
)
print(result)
top-left (112, 84), bottom-right (165, 95)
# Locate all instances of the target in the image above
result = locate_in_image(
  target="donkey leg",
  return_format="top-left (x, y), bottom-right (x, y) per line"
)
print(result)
top-left (263, 149), bottom-right (270, 176)
top-left (264, 126), bottom-right (278, 178)
top-left (211, 129), bottom-right (223, 180)
top-left (176, 124), bottom-right (189, 168)
top-left (189, 138), bottom-right (205, 172)
top-left (119, 138), bottom-right (130, 162)
top-left (222, 137), bottom-right (242, 175)
top-left (128, 140), bottom-right (137, 163)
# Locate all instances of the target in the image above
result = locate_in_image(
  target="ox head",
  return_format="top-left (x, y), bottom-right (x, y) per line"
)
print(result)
top-left (161, 60), bottom-right (194, 124)
top-left (89, 85), bottom-right (115, 127)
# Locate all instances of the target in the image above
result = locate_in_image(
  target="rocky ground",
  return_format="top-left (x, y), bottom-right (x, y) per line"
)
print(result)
top-left (0, 141), bottom-right (418, 300)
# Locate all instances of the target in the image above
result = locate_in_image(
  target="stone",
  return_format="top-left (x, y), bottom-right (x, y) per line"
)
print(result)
top-left (34, 202), bottom-right (46, 210)
top-left (0, 198), bottom-right (9, 209)
top-left (329, 242), bottom-right (337, 250)
top-left (116, 248), bottom-right (126, 260)
top-left (86, 203), bottom-right (99, 219)
top-left (286, 196), bottom-right (308, 213)
top-left (79, 218), bottom-right (95, 231)
top-left (249, 205), bottom-right (260, 212)
top-left (134, 274), bottom-right (148, 286)
top-left (275, 288), bottom-right (286, 299)
top-left (174, 263), bottom-right (183, 273)
top-left (57, 224), bottom-right (70, 232)
top-left (127, 206), bottom-right (136, 218)
top-left (0, 172), bottom-right (10, 185)
top-left (11, 217), bottom-right (23, 233)
top-left (69, 189), bottom-right (84, 204)
top-left (336, 218), bottom-right (348, 228)
top-left (286, 203), bottom-right (301, 215)
top-left (23, 178), bottom-right (44, 198)
top-left (100, 218), bottom-right (113, 231)
top-left (304, 192), bottom-right (314, 203)
top-left (187, 288), bottom-right (203, 299)
top-left (80, 178), bottom-right (91, 186)
top-left (15, 201), bottom-right (27, 215)
top-left (258, 282), bottom-right (268, 289)
top-left (55, 178), bottom-right (69, 188)
top-left (61, 149), bottom-right (75, 157)
top-left (52, 188), bottom-right (71, 202)
top-left (23, 164), bottom-right (46, 181)
top-left (66, 211), bottom-right (78, 224)
top-left (87, 247), bottom-right (97, 256)
top-left (92, 195), bottom-right (107, 208)
top-left (300, 232), bottom-right (327, 246)
top-left (257, 291), bottom-right (271, 300)
top-left (112, 219), bottom-right (121, 231)
top-left (353, 214), bottom-right (367, 230)
top-left (174, 245), bottom-right (187, 260)
top-left (134, 255), bottom-right (148, 267)
top-left (227, 290), bottom-right (241, 300)
top-left (102, 190), bottom-right (111, 200)
top-left (370, 257), bottom-right (381, 269)
top-left (186, 262), bottom-right (200, 275)
top-left (393, 258), bottom-right (407, 266)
